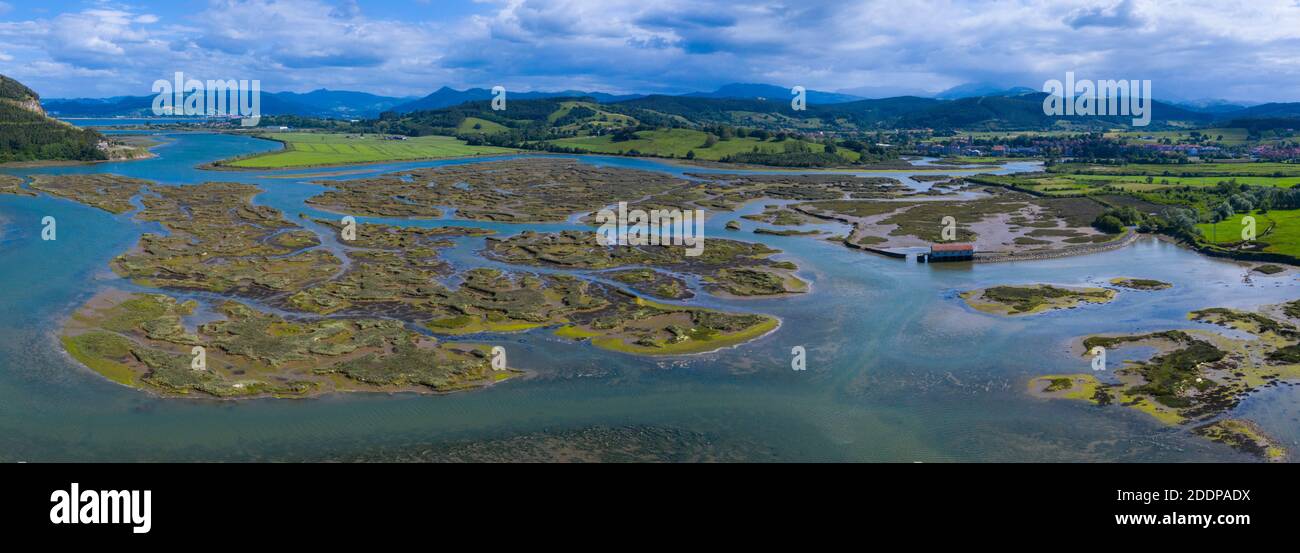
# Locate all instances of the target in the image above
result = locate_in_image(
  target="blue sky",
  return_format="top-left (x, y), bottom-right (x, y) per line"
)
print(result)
top-left (1, 0), bottom-right (1298, 102)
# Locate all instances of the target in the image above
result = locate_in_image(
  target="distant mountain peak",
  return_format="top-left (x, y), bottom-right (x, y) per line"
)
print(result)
top-left (391, 86), bottom-right (643, 113)
top-left (935, 82), bottom-right (1037, 100)
top-left (684, 82), bottom-right (864, 104)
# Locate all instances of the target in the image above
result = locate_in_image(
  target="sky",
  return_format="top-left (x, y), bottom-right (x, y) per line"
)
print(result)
top-left (1, 0), bottom-right (1299, 102)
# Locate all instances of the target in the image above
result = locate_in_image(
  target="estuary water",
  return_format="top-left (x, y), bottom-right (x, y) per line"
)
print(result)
top-left (0, 132), bottom-right (1296, 461)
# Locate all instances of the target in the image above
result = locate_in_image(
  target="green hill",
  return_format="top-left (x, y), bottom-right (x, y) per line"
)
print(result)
top-left (614, 94), bottom-right (1213, 131)
top-left (1, 74), bottom-right (108, 163)
top-left (548, 128), bottom-right (859, 163)
top-left (350, 96), bottom-right (891, 167)
top-left (300, 88), bottom-right (1225, 169)
top-left (371, 92), bottom-right (1216, 141)
top-left (367, 97), bottom-right (649, 138)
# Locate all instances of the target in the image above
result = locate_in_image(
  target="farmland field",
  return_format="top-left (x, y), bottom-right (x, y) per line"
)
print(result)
top-left (922, 130), bottom-right (1079, 143)
top-left (1068, 173), bottom-right (1300, 190)
top-left (1105, 127), bottom-right (1252, 146)
top-left (1054, 161), bottom-right (1300, 177)
top-left (1198, 209), bottom-right (1300, 258)
top-left (224, 132), bottom-right (519, 168)
top-left (969, 173), bottom-right (1110, 195)
top-left (978, 162), bottom-right (1300, 197)
top-left (455, 117), bottom-right (509, 135)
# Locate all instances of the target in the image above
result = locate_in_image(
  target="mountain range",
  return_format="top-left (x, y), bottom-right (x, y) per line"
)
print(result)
top-left (680, 83), bottom-right (864, 104)
top-left (367, 91), bottom-right (1300, 135)
top-left (39, 82), bottom-right (902, 118)
top-left (42, 89), bottom-right (414, 119)
top-left (36, 81), bottom-right (1300, 131)
top-left (932, 82), bottom-right (1039, 100)
top-left (389, 86), bottom-right (645, 113)
top-left (606, 92), bottom-right (1297, 130)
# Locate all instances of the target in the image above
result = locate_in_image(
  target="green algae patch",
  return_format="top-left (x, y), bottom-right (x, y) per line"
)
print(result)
top-left (111, 182), bottom-right (342, 295)
top-left (1035, 305), bottom-right (1300, 460)
top-left (424, 316), bottom-right (547, 335)
top-left (61, 333), bottom-right (138, 386)
top-left (1028, 374), bottom-right (1103, 403)
top-left (1115, 390), bottom-right (1185, 425)
top-left (607, 268), bottom-right (693, 300)
top-left (706, 268), bottom-right (804, 297)
top-left (1189, 308), bottom-right (1298, 340)
top-left (574, 297), bottom-right (778, 356)
top-left (48, 165), bottom-right (810, 399)
top-left (484, 230), bottom-right (808, 298)
top-left (556, 295), bottom-right (780, 355)
top-left (590, 316), bottom-right (778, 355)
top-left (21, 174), bottom-right (149, 214)
top-left (0, 174), bottom-right (34, 196)
top-left (960, 284), bottom-right (1115, 316)
top-left (307, 158), bottom-right (689, 223)
top-left (62, 291), bottom-right (518, 399)
top-left (742, 205), bottom-right (817, 226)
top-left (290, 224), bottom-right (598, 333)
top-left (554, 325), bottom-right (603, 340)
top-left (1109, 277), bottom-right (1172, 291)
top-left (1194, 419), bottom-right (1288, 462)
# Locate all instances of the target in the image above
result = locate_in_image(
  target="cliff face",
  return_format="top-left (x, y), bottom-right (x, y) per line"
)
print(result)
top-left (17, 97), bottom-right (46, 116)
top-left (0, 74), bottom-right (45, 115)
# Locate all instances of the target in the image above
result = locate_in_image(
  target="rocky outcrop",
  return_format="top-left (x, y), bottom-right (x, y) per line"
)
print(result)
top-left (0, 74), bottom-right (45, 115)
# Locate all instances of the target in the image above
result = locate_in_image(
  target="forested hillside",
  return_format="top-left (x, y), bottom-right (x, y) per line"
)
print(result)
top-left (1, 74), bottom-right (107, 163)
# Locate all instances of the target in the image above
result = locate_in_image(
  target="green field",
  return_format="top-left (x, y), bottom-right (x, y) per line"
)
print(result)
top-left (225, 133), bottom-right (519, 168)
top-left (943, 156), bottom-right (1022, 164)
top-left (1069, 173), bottom-right (1300, 190)
top-left (922, 130), bottom-right (1080, 143)
top-left (547, 101), bottom-right (637, 130)
top-left (1056, 161), bottom-right (1300, 178)
top-left (980, 162), bottom-right (1300, 197)
top-left (548, 128), bottom-right (858, 162)
top-left (455, 117), bottom-right (509, 135)
top-left (1105, 128), bottom-right (1252, 146)
top-left (1198, 209), bottom-right (1300, 257)
top-left (970, 174), bottom-right (1111, 196)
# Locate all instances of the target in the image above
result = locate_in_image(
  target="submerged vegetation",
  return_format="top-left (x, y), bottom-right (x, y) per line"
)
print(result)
top-left (10, 125), bottom-right (1299, 461)
top-left (1033, 304), bottom-right (1300, 461)
top-left (65, 292), bottom-right (516, 397)
top-left (555, 296), bottom-right (779, 355)
top-left (26, 162), bottom-right (810, 397)
top-left (1109, 277), bottom-right (1172, 290)
top-left (483, 230), bottom-right (807, 297)
top-left (796, 186), bottom-right (1123, 256)
top-left (306, 158), bottom-right (689, 222)
top-left (112, 182), bottom-right (341, 295)
top-left (961, 284), bottom-right (1116, 315)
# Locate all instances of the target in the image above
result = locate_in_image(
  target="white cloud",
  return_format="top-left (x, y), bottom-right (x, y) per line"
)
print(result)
top-left (0, 0), bottom-right (1299, 102)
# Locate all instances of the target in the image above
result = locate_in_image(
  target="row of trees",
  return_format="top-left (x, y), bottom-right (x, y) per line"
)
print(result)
top-left (1099, 180), bottom-right (1300, 242)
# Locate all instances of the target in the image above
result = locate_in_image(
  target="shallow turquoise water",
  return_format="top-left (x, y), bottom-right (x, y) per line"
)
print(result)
top-left (0, 133), bottom-right (1295, 461)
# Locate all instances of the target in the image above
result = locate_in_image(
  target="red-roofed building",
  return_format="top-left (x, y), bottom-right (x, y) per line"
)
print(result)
top-left (925, 243), bottom-right (974, 262)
